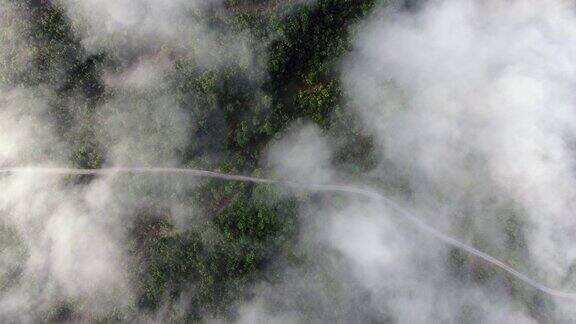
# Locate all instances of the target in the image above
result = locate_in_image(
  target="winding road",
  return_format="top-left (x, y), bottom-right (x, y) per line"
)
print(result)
top-left (1, 166), bottom-right (575, 300)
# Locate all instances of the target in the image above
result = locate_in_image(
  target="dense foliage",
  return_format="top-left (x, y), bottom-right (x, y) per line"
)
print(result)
top-left (6, 0), bottom-right (382, 321)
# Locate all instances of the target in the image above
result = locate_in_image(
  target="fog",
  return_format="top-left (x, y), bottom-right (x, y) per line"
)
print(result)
top-left (2, 0), bottom-right (576, 322)
top-left (247, 0), bottom-right (576, 322)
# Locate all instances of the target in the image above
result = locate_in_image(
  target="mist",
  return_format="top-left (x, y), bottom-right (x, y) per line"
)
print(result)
top-left (240, 0), bottom-right (576, 322)
top-left (342, 0), bottom-right (576, 321)
top-left (2, 0), bottom-right (576, 323)
top-left (0, 0), bottom-right (268, 321)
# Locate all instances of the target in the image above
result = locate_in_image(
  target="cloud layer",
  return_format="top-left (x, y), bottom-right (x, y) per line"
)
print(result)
top-left (251, 0), bottom-right (576, 322)
top-left (4, 0), bottom-right (576, 322)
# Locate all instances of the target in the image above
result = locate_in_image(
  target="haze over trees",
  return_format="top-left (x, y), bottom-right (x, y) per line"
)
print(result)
top-left (2, 0), bottom-right (576, 323)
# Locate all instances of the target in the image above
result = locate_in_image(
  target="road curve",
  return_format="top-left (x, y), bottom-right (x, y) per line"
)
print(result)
top-left (1, 166), bottom-right (575, 300)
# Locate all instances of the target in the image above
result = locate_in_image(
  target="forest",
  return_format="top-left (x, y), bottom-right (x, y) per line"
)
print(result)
top-left (2, 0), bottom-right (576, 323)
top-left (1, 0), bottom-right (383, 322)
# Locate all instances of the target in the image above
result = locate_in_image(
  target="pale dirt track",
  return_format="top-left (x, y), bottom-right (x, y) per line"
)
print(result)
top-left (1, 166), bottom-right (575, 300)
